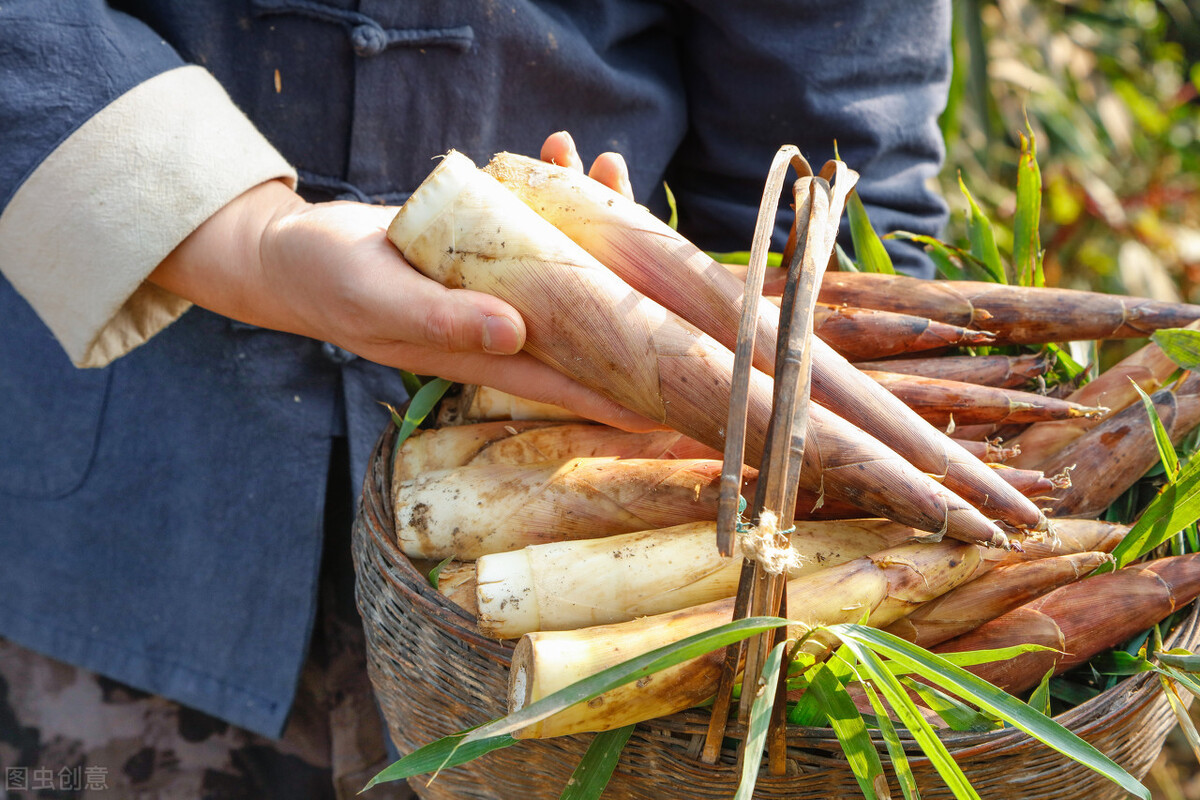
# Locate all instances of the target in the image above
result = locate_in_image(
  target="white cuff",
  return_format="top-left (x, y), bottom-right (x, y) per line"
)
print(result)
top-left (0, 65), bottom-right (298, 367)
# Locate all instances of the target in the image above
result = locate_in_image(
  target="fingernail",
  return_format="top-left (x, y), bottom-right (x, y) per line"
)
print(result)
top-left (482, 315), bottom-right (522, 355)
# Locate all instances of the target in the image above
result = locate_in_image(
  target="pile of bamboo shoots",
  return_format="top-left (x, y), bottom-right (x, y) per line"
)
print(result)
top-left (384, 150), bottom-right (1200, 741)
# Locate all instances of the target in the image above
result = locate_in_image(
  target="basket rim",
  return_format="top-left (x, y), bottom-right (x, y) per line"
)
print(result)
top-left (365, 421), bottom-right (1200, 756)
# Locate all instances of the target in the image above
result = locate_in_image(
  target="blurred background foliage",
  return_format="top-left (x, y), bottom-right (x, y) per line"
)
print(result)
top-left (939, 0), bottom-right (1199, 307)
top-left (938, 2), bottom-right (1200, 796)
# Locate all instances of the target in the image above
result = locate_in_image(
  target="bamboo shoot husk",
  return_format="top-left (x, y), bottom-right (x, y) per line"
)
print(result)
top-left (481, 151), bottom-right (1042, 534)
top-left (955, 437), bottom-right (1020, 463)
top-left (394, 457), bottom-right (731, 559)
top-left (854, 353), bottom-right (1055, 389)
top-left (989, 464), bottom-right (1070, 499)
top-left (395, 420), bottom-right (719, 482)
top-left (810, 304), bottom-right (998, 359)
top-left (935, 553), bottom-right (1200, 693)
top-left (472, 519), bottom-right (922, 638)
top-left (863, 371), bottom-right (1106, 427)
top-left (818, 272), bottom-right (1200, 342)
top-left (883, 551), bottom-right (1112, 647)
top-left (390, 152), bottom-right (1011, 546)
top-left (462, 385), bottom-right (586, 422)
top-left (507, 540), bottom-right (982, 738)
top-left (1040, 373), bottom-right (1200, 517)
top-left (1008, 328), bottom-right (1195, 469)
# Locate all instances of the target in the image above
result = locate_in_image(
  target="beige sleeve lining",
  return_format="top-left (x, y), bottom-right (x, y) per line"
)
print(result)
top-left (0, 65), bottom-right (297, 367)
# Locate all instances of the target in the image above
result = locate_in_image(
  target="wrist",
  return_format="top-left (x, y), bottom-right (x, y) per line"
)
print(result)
top-left (150, 179), bottom-right (307, 325)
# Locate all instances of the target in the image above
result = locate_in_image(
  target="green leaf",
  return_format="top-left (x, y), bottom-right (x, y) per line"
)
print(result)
top-left (1044, 343), bottom-right (1088, 383)
top-left (1157, 674), bottom-right (1200, 763)
top-left (808, 664), bottom-right (889, 800)
top-left (1089, 650), bottom-right (1154, 676)
top-left (363, 732), bottom-right (517, 789)
top-left (735, 641), bottom-right (788, 800)
top-left (789, 644), bottom-right (857, 725)
top-left (706, 250), bottom-right (784, 268)
top-left (1156, 664), bottom-right (1200, 700)
top-left (1013, 122), bottom-right (1044, 288)
top-left (957, 176), bottom-right (1007, 284)
top-left (399, 370), bottom-right (424, 398)
top-left (846, 191), bottom-right (895, 274)
top-left (889, 643), bottom-right (1057, 672)
top-left (1105, 453), bottom-right (1200, 569)
top-left (559, 726), bottom-right (635, 800)
top-left (1133, 382), bottom-right (1180, 479)
top-left (836, 243), bottom-right (861, 273)
top-left (1156, 650), bottom-right (1200, 672)
top-left (828, 625), bottom-right (1150, 800)
top-left (838, 639), bottom-right (981, 800)
top-left (663, 182), bottom-right (679, 231)
top-left (464, 616), bottom-right (788, 743)
top-left (857, 678), bottom-right (921, 800)
top-left (900, 677), bottom-right (1000, 732)
top-left (1152, 328), bottom-right (1200, 371)
top-left (427, 556), bottom-right (455, 590)
top-left (1026, 669), bottom-right (1054, 716)
top-left (394, 378), bottom-right (453, 450)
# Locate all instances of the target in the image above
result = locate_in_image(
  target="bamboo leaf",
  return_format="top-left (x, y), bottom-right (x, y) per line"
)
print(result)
top-left (1044, 343), bottom-right (1088, 383)
top-left (559, 726), bottom-right (635, 800)
top-left (663, 182), bottom-right (679, 231)
top-left (1027, 669), bottom-right (1054, 717)
top-left (900, 678), bottom-right (1000, 732)
top-left (1157, 650), bottom-right (1200, 672)
top-left (363, 732), bottom-right (517, 789)
top-left (465, 617), bottom-right (788, 743)
top-left (1158, 674), bottom-right (1200, 764)
top-left (705, 250), bottom-right (784, 268)
top-left (1133, 382), bottom-right (1180, 479)
top-left (394, 378), bottom-right (454, 450)
top-left (1156, 664), bottom-right (1200, 700)
top-left (1013, 122), bottom-right (1044, 287)
top-left (839, 639), bottom-right (981, 800)
top-left (734, 642), bottom-right (789, 800)
top-left (836, 242), bottom-right (861, 272)
top-left (847, 191), bottom-right (896, 274)
top-left (790, 644), bottom-right (857, 725)
top-left (828, 625), bottom-right (1150, 800)
top-left (399, 370), bottom-right (424, 398)
top-left (427, 556), bottom-right (455, 590)
top-left (1106, 458), bottom-right (1200, 569)
top-left (808, 664), bottom-right (889, 800)
top-left (1152, 328), bottom-right (1200, 370)
top-left (858, 678), bottom-right (921, 800)
top-left (957, 176), bottom-right (1007, 283)
top-left (889, 644), bottom-right (1057, 673)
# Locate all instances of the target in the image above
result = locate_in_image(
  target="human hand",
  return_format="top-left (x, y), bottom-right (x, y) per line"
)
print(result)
top-left (149, 133), bottom-right (653, 430)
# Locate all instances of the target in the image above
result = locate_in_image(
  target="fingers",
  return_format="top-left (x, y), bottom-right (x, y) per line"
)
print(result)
top-left (587, 152), bottom-right (634, 201)
top-left (540, 133), bottom-right (634, 200)
top-left (366, 345), bottom-right (665, 432)
top-left (540, 131), bottom-right (585, 172)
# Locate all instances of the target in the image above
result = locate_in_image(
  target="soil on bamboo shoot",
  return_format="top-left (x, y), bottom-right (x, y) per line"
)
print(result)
top-left (393, 458), bottom-right (733, 559)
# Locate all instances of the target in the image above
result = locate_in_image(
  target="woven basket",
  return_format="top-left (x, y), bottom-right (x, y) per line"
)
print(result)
top-left (354, 423), bottom-right (1199, 799)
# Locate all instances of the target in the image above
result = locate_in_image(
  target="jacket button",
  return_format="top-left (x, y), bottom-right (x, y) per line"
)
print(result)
top-left (321, 342), bottom-right (358, 364)
top-left (351, 23), bottom-right (389, 57)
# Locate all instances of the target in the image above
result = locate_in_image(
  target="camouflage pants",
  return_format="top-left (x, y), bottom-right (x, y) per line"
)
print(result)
top-left (0, 442), bottom-right (413, 800)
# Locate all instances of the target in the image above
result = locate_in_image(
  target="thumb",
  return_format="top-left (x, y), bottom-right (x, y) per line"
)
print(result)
top-left (412, 286), bottom-right (527, 355)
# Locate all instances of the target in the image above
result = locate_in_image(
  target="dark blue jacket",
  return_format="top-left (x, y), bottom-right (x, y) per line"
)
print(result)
top-left (0, 0), bottom-right (950, 736)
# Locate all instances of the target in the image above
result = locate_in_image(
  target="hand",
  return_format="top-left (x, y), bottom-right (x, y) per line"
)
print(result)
top-left (149, 133), bottom-right (654, 430)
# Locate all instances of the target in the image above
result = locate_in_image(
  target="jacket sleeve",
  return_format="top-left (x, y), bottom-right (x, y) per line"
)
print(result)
top-left (670, 0), bottom-right (951, 278)
top-left (0, 1), bottom-right (296, 368)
